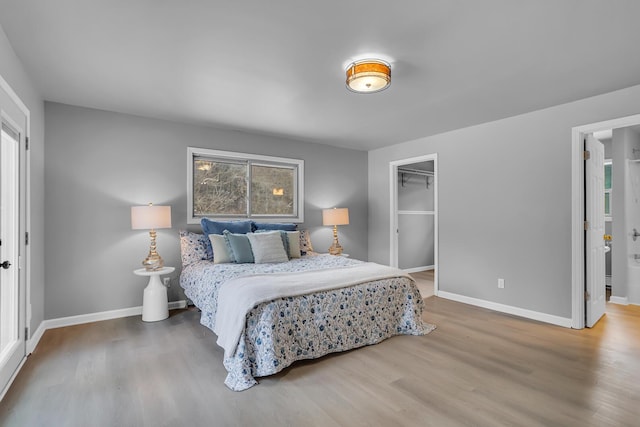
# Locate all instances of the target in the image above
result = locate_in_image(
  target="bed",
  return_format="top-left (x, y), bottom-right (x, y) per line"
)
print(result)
top-left (179, 229), bottom-right (435, 391)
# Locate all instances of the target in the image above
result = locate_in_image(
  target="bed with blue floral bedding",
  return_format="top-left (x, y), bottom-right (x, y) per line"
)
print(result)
top-left (180, 253), bottom-right (434, 391)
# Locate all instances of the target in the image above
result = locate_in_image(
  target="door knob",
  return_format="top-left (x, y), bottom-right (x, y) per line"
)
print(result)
top-left (1, 261), bottom-right (11, 269)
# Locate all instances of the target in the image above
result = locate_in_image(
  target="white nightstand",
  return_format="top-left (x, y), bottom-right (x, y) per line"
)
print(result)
top-left (133, 266), bottom-right (175, 322)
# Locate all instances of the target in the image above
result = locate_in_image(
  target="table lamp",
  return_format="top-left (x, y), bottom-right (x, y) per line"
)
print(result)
top-left (131, 203), bottom-right (172, 270)
top-left (322, 207), bottom-right (349, 255)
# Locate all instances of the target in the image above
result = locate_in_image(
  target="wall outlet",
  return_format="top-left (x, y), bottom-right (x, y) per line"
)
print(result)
top-left (498, 278), bottom-right (505, 289)
top-left (163, 277), bottom-right (171, 287)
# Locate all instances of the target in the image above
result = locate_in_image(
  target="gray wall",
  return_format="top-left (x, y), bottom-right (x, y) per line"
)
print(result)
top-left (398, 215), bottom-right (434, 269)
top-left (369, 83), bottom-right (640, 319)
top-left (0, 25), bottom-right (45, 336)
top-left (603, 139), bottom-right (612, 158)
top-left (398, 173), bottom-right (435, 211)
top-left (44, 102), bottom-right (367, 319)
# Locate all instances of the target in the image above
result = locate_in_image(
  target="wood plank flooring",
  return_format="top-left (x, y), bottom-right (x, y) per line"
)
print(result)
top-left (410, 269), bottom-right (435, 298)
top-left (1, 298), bottom-right (639, 427)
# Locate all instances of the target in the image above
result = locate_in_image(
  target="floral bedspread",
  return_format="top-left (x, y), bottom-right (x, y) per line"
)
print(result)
top-left (180, 254), bottom-right (435, 391)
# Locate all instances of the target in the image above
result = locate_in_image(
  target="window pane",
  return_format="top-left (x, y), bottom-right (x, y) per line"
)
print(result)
top-left (605, 164), bottom-right (612, 189)
top-left (193, 158), bottom-right (247, 216)
top-left (605, 192), bottom-right (610, 216)
top-left (188, 147), bottom-right (304, 224)
top-left (250, 164), bottom-right (295, 216)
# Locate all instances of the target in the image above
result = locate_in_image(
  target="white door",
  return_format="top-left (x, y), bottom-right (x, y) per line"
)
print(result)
top-left (0, 83), bottom-right (27, 393)
top-left (585, 134), bottom-right (606, 327)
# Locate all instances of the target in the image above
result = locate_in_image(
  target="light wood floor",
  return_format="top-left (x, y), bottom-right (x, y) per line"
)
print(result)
top-left (1, 298), bottom-right (640, 427)
top-left (410, 269), bottom-right (435, 299)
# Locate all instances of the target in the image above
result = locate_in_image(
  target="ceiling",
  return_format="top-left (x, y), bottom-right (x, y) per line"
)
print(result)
top-left (2, 1), bottom-right (640, 151)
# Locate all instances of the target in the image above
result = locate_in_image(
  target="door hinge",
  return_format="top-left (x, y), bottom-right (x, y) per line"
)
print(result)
top-left (584, 290), bottom-right (590, 301)
top-left (25, 327), bottom-right (29, 341)
top-left (583, 150), bottom-right (591, 160)
top-left (25, 232), bottom-right (29, 245)
top-left (584, 221), bottom-right (589, 231)
top-left (25, 136), bottom-right (29, 150)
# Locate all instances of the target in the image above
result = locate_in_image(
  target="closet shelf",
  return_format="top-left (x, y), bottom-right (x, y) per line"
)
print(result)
top-left (398, 167), bottom-right (434, 188)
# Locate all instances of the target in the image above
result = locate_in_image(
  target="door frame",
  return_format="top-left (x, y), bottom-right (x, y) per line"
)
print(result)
top-left (0, 73), bottom-right (30, 400)
top-left (571, 113), bottom-right (640, 329)
top-left (389, 153), bottom-right (438, 294)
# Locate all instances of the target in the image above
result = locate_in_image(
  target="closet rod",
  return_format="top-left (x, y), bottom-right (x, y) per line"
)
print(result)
top-left (397, 167), bottom-right (434, 177)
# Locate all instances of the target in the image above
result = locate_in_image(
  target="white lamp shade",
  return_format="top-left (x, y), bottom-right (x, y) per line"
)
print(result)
top-left (322, 207), bottom-right (349, 226)
top-left (131, 205), bottom-right (172, 230)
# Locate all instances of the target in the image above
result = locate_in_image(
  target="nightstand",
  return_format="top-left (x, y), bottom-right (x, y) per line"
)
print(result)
top-left (133, 266), bottom-right (175, 322)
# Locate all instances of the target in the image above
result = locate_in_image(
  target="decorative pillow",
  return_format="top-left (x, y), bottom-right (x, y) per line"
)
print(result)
top-left (201, 218), bottom-right (253, 235)
top-left (179, 230), bottom-right (211, 266)
top-left (246, 231), bottom-right (289, 264)
top-left (255, 229), bottom-right (290, 258)
top-left (252, 222), bottom-right (298, 232)
top-left (223, 230), bottom-right (255, 263)
top-left (201, 219), bottom-right (253, 259)
top-left (209, 234), bottom-right (233, 264)
top-left (299, 229), bottom-right (314, 255)
top-left (286, 231), bottom-right (301, 258)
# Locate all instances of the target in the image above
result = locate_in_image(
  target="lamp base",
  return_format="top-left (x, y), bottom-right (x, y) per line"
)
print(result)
top-left (142, 254), bottom-right (164, 271)
top-left (328, 224), bottom-right (344, 255)
top-left (143, 228), bottom-right (164, 270)
top-left (328, 243), bottom-right (343, 256)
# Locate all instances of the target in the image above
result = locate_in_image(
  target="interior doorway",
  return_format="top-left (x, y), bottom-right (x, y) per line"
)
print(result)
top-left (389, 154), bottom-right (438, 297)
top-left (572, 114), bottom-right (640, 329)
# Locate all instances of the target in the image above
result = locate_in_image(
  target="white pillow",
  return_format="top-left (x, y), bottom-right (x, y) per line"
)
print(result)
top-left (209, 234), bottom-right (232, 264)
top-left (286, 231), bottom-right (301, 258)
top-left (247, 231), bottom-right (289, 263)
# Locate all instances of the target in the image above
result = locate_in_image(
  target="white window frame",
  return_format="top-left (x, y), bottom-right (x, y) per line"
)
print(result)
top-left (187, 147), bottom-right (304, 224)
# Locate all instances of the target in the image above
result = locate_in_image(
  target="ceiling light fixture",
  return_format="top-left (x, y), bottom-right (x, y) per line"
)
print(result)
top-left (345, 59), bottom-right (391, 93)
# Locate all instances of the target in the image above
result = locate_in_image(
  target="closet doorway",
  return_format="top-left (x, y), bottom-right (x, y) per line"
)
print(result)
top-left (389, 154), bottom-right (438, 296)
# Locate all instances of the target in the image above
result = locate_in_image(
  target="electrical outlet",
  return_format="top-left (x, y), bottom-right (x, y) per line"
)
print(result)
top-left (498, 278), bottom-right (505, 289)
top-left (163, 277), bottom-right (171, 287)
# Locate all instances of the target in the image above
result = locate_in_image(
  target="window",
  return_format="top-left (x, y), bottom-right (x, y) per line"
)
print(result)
top-left (187, 147), bottom-right (304, 224)
top-left (605, 160), bottom-right (612, 219)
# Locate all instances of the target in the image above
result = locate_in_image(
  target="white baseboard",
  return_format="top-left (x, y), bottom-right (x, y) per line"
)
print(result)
top-left (437, 291), bottom-right (573, 328)
top-left (609, 296), bottom-right (629, 305)
top-left (403, 265), bottom-right (434, 274)
top-left (27, 322), bottom-right (46, 354)
top-left (26, 300), bottom-right (187, 355)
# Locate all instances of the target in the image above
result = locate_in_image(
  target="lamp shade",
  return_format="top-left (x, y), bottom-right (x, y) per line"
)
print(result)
top-left (131, 205), bottom-right (172, 230)
top-left (322, 208), bottom-right (349, 226)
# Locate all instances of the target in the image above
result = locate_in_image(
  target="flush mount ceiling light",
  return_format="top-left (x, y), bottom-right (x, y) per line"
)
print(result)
top-left (345, 59), bottom-right (391, 93)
